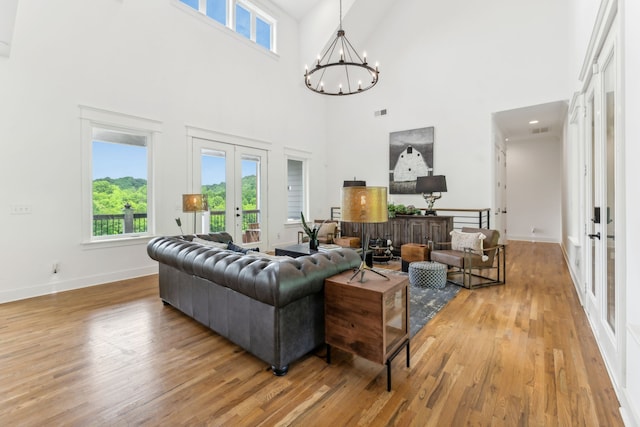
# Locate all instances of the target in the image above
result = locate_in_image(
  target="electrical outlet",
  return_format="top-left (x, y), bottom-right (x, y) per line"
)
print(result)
top-left (10, 204), bottom-right (32, 214)
top-left (52, 262), bottom-right (59, 274)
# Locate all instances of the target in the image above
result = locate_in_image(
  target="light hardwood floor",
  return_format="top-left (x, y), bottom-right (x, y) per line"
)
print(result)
top-left (0, 241), bottom-right (624, 426)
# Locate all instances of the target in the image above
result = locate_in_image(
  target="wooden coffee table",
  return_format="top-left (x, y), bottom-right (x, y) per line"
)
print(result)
top-left (324, 270), bottom-right (410, 391)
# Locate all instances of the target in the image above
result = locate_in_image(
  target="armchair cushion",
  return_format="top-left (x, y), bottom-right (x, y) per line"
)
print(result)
top-left (430, 227), bottom-right (504, 289)
top-left (450, 230), bottom-right (488, 261)
top-left (316, 222), bottom-right (338, 243)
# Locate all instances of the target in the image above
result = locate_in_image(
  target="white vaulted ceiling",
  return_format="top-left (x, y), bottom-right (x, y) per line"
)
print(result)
top-left (270, 0), bottom-right (322, 20)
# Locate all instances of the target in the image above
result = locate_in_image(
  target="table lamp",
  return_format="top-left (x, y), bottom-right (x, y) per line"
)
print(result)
top-left (182, 194), bottom-right (209, 234)
top-left (415, 175), bottom-right (447, 215)
top-left (341, 186), bottom-right (389, 282)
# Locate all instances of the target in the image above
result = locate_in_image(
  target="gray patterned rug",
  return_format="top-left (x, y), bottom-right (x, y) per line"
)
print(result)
top-left (374, 267), bottom-right (461, 337)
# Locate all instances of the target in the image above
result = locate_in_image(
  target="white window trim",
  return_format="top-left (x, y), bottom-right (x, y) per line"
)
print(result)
top-left (284, 147), bottom-right (311, 226)
top-left (80, 106), bottom-right (161, 246)
top-left (172, 0), bottom-right (278, 55)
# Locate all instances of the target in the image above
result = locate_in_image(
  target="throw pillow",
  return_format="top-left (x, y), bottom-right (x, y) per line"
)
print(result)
top-left (450, 230), bottom-right (488, 261)
top-left (193, 237), bottom-right (228, 249)
top-left (317, 222), bottom-right (338, 238)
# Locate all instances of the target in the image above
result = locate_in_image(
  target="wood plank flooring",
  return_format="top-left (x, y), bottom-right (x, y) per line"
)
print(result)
top-left (0, 241), bottom-right (624, 426)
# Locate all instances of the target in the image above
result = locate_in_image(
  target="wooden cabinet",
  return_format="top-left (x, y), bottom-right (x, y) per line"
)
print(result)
top-left (341, 216), bottom-right (453, 253)
top-left (324, 271), bottom-right (410, 391)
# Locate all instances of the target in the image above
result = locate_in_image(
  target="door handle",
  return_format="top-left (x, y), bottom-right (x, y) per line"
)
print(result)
top-left (588, 232), bottom-right (601, 240)
top-left (236, 213), bottom-right (240, 217)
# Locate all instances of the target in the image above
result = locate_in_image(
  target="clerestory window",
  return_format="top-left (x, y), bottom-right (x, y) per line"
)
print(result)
top-left (178, 0), bottom-right (276, 53)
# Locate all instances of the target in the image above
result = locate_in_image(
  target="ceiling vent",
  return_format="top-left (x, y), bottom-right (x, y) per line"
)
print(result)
top-left (531, 127), bottom-right (550, 134)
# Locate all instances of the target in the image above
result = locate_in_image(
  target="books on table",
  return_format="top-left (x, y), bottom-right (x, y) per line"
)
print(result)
top-left (318, 244), bottom-right (342, 252)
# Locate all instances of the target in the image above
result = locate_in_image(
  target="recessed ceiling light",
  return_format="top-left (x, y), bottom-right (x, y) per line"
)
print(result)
top-left (529, 120), bottom-right (539, 124)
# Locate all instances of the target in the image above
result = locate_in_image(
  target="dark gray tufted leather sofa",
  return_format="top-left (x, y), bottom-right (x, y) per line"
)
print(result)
top-left (147, 233), bottom-right (361, 376)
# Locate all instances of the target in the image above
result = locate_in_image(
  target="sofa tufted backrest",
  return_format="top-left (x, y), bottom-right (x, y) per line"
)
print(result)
top-left (147, 237), bottom-right (361, 307)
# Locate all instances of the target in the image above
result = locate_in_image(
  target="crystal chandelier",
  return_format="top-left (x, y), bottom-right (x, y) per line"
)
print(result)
top-left (304, 0), bottom-right (379, 96)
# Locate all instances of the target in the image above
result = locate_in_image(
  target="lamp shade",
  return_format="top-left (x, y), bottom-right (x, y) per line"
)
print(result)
top-left (182, 194), bottom-right (209, 212)
top-left (415, 175), bottom-right (447, 193)
top-left (341, 186), bottom-right (388, 223)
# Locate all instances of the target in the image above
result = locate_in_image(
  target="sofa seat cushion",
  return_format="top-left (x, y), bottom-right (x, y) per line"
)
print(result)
top-left (430, 249), bottom-right (494, 269)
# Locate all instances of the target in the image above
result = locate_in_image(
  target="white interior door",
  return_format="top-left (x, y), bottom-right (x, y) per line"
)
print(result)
top-left (192, 138), bottom-right (267, 246)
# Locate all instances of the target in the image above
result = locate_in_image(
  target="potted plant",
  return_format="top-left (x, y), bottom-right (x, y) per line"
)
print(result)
top-left (301, 212), bottom-right (321, 250)
top-left (388, 203), bottom-right (397, 218)
top-left (394, 204), bottom-right (407, 215)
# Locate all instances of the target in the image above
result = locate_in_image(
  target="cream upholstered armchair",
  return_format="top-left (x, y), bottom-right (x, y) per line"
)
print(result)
top-left (314, 220), bottom-right (338, 243)
top-left (429, 227), bottom-right (505, 289)
top-left (298, 220), bottom-right (338, 244)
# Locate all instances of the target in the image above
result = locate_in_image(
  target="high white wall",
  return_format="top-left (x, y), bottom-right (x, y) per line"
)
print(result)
top-left (506, 137), bottom-right (562, 243)
top-left (323, 0), bottom-right (572, 213)
top-left (0, 0), bottom-right (328, 302)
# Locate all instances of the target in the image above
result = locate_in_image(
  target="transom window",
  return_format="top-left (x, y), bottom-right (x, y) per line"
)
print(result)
top-left (178, 0), bottom-right (276, 52)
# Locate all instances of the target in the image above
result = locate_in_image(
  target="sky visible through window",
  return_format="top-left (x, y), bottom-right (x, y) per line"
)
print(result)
top-left (93, 142), bottom-right (255, 184)
top-left (179, 0), bottom-right (272, 51)
top-left (202, 155), bottom-right (256, 185)
top-left (93, 141), bottom-right (146, 180)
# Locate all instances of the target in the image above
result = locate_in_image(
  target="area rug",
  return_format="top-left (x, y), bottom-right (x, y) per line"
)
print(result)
top-left (374, 267), bottom-right (461, 337)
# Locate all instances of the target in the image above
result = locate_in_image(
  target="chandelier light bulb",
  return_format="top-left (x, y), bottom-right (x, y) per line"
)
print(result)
top-left (363, 52), bottom-right (367, 63)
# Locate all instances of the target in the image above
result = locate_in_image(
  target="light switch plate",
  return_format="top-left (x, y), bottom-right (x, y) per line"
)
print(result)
top-left (10, 204), bottom-right (32, 214)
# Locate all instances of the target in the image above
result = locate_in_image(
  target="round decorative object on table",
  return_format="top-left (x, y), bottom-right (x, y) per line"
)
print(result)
top-left (408, 261), bottom-right (447, 289)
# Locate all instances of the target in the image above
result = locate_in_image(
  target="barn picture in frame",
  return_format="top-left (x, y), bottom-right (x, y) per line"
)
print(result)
top-left (389, 126), bottom-right (434, 194)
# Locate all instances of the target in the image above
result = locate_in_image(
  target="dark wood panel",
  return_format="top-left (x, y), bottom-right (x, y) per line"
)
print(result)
top-left (341, 216), bottom-right (453, 251)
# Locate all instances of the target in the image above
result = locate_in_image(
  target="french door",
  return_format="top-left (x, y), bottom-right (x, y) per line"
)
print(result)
top-left (191, 137), bottom-right (267, 246)
top-left (584, 25), bottom-right (623, 384)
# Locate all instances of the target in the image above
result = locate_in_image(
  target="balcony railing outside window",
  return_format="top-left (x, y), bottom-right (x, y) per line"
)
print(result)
top-left (91, 209), bottom-right (260, 236)
top-left (93, 213), bottom-right (147, 236)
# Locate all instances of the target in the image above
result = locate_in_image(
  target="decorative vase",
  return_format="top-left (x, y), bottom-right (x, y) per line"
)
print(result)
top-left (309, 238), bottom-right (319, 251)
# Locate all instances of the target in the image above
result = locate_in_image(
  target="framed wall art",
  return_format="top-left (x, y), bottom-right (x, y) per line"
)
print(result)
top-left (389, 126), bottom-right (434, 194)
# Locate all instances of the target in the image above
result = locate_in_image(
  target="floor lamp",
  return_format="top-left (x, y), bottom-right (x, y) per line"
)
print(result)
top-left (341, 186), bottom-right (389, 283)
top-left (182, 194), bottom-right (209, 234)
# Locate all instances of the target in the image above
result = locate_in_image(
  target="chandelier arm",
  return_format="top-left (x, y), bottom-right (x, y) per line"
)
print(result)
top-left (341, 34), bottom-right (365, 63)
top-left (318, 36), bottom-right (340, 65)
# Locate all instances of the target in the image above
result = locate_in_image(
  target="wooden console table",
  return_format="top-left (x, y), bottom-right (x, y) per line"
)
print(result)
top-left (341, 215), bottom-right (453, 253)
top-left (324, 270), bottom-right (410, 391)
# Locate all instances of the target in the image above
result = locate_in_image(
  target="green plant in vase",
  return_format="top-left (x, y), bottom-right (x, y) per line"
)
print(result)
top-left (301, 212), bottom-right (321, 250)
top-left (394, 204), bottom-right (407, 215)
top-left (388, 203), bottom-right (396, 218)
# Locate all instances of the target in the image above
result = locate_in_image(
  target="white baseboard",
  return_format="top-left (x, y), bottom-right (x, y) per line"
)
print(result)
top-left (0, 265), bottom-right (159, 304)
top-left (507, 235), bottom-right (560, 243)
